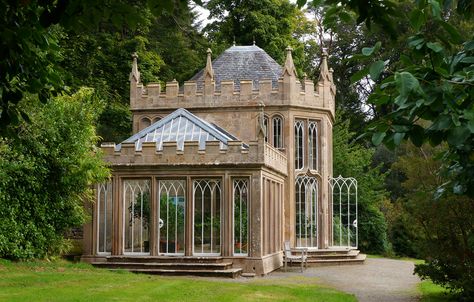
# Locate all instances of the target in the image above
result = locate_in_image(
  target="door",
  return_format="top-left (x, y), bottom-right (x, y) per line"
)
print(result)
top-left (157, 180), bottom-right (186, 255)
top-left (193, 179), bottom-right (221, 255)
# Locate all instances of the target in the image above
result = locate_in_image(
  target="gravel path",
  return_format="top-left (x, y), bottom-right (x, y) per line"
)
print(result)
top-left (266, 258), bottom-right (421, 302)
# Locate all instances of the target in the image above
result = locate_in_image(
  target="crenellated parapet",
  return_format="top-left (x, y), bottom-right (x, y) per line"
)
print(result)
top-left (130, 78), bottom-right (334, 115)
top-left (101, 140), bottom-right (287, 175)
top-left (129, 47), bottom-right (336, 118)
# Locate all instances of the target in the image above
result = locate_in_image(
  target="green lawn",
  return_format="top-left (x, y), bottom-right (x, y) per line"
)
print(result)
top-left (0, 259), bottom-right (356, 302)
top-left (418, 281), bottom-right (456, 302)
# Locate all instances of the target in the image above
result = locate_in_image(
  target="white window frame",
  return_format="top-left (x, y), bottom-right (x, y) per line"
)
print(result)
top-left (294, 120), bottom-right (304, 170)
top-left (158, 179), bottom-right (186, 256)
top-left (308, 121), bottom-right (319, 171)
top-left (295, 175), bottom-right (319, 249)
top-left (192, 179), bottom-right (222, 256)
top-left (97, 182), bottom-right (113, 255)
top-left (272, 115), bottom-right (283, 149)
top-left (233, 178), bottom-right (249, 256)
top-left (123, 179), bottom-right (151, 255)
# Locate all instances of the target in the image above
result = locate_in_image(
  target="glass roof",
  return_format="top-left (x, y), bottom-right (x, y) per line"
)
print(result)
top-left (118, 108), bottom-right (243, 151)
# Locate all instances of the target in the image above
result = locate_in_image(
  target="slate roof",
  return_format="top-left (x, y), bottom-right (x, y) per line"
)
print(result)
top-left (117, 108), bottom-right (244, 151)
top-left (190, 45), bottom-right (282, 90)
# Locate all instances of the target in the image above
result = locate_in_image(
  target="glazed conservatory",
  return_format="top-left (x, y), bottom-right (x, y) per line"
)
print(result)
top-left (81, 45), bottom-right (360, 275)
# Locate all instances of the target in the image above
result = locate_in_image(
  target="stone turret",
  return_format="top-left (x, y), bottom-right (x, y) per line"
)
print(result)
top-left (129, 45), bottom-right (336, 120)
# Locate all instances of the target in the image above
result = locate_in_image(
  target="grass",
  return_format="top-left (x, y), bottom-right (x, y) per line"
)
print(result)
top-left (418, 280), bottom-right (456, 302)
top-left (366, 254), bottom-right (424, 264)
top-left (0, 259), bottom-right (356, 302)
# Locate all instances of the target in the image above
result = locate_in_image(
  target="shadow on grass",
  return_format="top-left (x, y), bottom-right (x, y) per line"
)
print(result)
top-left (418, 280), bottom-right (456, 302)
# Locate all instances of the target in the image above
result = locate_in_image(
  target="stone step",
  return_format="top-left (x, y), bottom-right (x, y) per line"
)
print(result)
top-left (307, 254), bottom-right (366, 266)
top-left (105, 256), bottom-right (224, 264)
top-left (306, 250), bottom-right (360, 260)
top-left (108, 268), bottom-right (243, 278)
top-left (285, 253), bottom-right (366, 267)
top-left (305, 248), bottom-right (355, 255)
top-left (92, 261), bottom-right (233, 271)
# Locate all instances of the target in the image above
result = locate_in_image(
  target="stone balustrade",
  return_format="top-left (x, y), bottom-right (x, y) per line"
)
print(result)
top-left (264, 143), bottom-right (287, 175)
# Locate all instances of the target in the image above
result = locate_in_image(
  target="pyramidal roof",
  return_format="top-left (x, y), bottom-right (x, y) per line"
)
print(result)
top-left (190, 45), bottom-right (282, 89)
top-left (118, 108), bottom-right (243, 151)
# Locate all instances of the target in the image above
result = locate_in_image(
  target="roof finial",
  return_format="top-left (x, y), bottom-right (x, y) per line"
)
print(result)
top-left (233, 36), bottom-right (236, 46)
top-left (253, 36), bottom-right (256, 46)
top-left (130, 52), bottom-right (140, 83)
top-left (282, 46), bottom-right (297, 77)
top-left (204, 48), bottom-right (214, 81)
top-left (319, 49), bottom-right (330, 82)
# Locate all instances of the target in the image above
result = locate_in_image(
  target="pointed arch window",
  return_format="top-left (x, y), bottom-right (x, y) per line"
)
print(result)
top-left (233, 179), bottom-right (249, 256)
top-left (309, 121), bottom-right (318, 171)
top-left (97, 182), bottom-right (113, 254)
top-left (295, 176), bottom-right (319, 248)
top-left (263, 116), bottom-right (269, 143)
top-left (193, 179), bottom-right (221, 255)
top-left (140, 117), bottom-right (151, 129)
top-left (272, 115), bottom-right (283, 149)
top-left (294, 120), bottom-right (304, 170)
top-left (123, 179), bottom-right (151, 254)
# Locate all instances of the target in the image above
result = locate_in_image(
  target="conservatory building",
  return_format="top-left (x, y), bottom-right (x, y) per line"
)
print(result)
top-left (81, 45), bottom-right (361, 276)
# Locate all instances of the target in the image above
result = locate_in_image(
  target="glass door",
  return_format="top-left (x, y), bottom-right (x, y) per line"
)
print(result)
top-left (157, 180), bottom-right (186, 255)
top-left (193, 179), bottom-right (221, 255)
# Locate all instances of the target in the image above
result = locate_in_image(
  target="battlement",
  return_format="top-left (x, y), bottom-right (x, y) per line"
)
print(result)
top-left (129, 46), bottom-right (336, 118)
top-left (131, 77), bottom-right (335, 115)
top-left (101, 140), bottom-right (287, 175)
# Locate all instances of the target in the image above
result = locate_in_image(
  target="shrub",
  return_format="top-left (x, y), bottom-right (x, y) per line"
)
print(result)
top-left (0, 89), bottom-right (109, 259)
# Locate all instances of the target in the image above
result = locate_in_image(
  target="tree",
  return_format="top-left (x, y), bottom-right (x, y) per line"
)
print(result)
top-left (58, 2), bottom-right (207, 142)
top-left (333, 117), bottom-right (389, 254)
top-left (302, 0), bottom-right (474, 197)
top-left (392, 143), bottom-right (474, 298)
top-left (0, 0), bottom-right (191, 136)
top-left (298, 0), bottom-right (474, 296)
top-left (0, 89), bottom-right (109, 259)
top-left (204, 0), bottom-right (311, 75)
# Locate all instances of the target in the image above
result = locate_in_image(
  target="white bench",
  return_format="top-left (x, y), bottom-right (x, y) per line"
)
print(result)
top-left (283, 241), bottom-right (308, 272)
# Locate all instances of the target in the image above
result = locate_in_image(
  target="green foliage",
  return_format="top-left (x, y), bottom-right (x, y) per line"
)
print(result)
top-left (58, 2), bottom-right (207, 142)
top-left (333, 117), bottom-right (389, 254)
top-left (204, 0), bottom-right (310, 75)
top-left (0, 89), bottom-right (109, 260)
top-left (319, 0), bottom-right (474, 197)
top-left (0, 0), bottom-right (190, 136)
top-left (393, 143), bottom-right (474, 299)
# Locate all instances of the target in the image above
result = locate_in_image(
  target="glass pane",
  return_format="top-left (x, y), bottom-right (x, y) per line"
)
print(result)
top-left (273, 116), bottom-right (282, 148)
top-left (294, 120), bottom-right (304, 169)
top-left (264, 117), bottom-right (269, 143)
top-left (193, 179), bottom-right (221, 255)
top-left (158, 180), bottom-right (186, 254)
top-left (309, 121), bottom-right (318, 170)
top-left (295, 176), bottom-right (318, 248)
top-left (123, 179), bottom-right (151, 254)
top-left (97, 182), bottom-right (113, 253)
top-left (233, 179), bottom-right (249, 255)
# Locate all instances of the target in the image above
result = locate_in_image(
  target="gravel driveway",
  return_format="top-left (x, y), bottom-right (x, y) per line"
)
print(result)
top-left (266, 258), bottom-right (421, 302)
